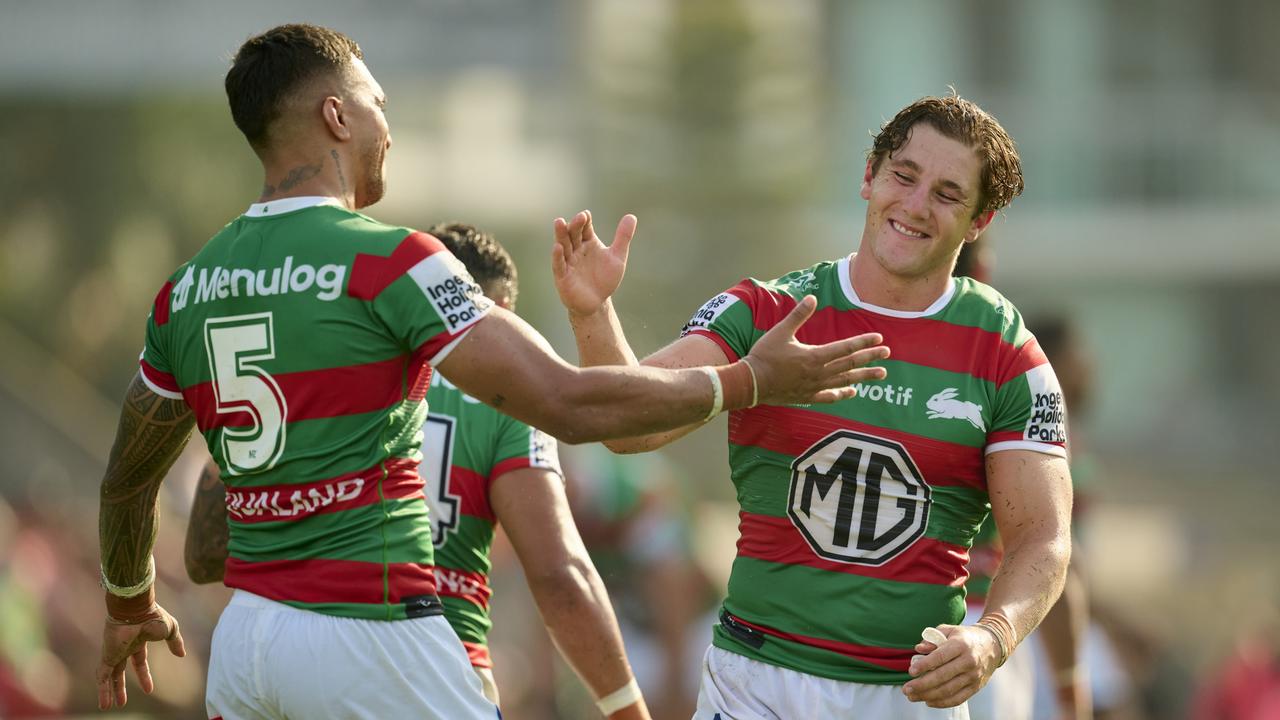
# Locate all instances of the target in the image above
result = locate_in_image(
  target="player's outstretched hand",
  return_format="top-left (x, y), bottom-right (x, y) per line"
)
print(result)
top-left (745, 295), bottom-right (889, 406)
top-left (96, 601), bottom-right (186, 710)
top-left (901, 624), bottom-right (1002, 709)
top-left (551, 210), bottom-right (635, 318)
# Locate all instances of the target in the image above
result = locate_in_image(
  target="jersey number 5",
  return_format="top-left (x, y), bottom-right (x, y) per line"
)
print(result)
top-left (205, 313), bottom-right (288, 475)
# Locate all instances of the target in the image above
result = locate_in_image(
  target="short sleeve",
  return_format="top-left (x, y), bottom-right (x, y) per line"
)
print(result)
top-left (985, 335), bottom-right (1068, 458)
top-left (352, 232), bottom-right (494, 365)
top-left (679, 279), bottom-right (764, 362)
top-left (138, 279), bottom-right (184, 399)
top-left (490, 417), bottom-right (562, 482)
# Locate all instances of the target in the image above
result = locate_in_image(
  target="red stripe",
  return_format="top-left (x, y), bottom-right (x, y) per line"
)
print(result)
top-left (139, 358), bottom-right (181, 394)
top-left (224, 557), bottom-right (437, 605)
top-left (411, 324), bottom-right (471, 366)
top-left (152, 281), bottom-right (173, 326)
top-left (225, 458), bottom-right (421, 524)
top-left (435, 565), bottom-right (492, 610)
top-left (736, 512), bottom-right (969, 586)
top-left (720, 280), bottom-right (1031, 386)
top-left (462, 641), bottom-right (492, 669)
top-left (489, 457), bottom-right (534, 481)
top-left (448, 466), bottom-right (494, 522)
top-left (348, 231), bottom-right (447, 300)
top-left (184, 355), bottom-right (406, 432)
top-left (726, 612), bottom-right (912, 671)
top-left (729, 404), bottom-right (986, 491)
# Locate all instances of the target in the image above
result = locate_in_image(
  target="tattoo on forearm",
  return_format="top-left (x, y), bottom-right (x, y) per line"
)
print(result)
top-left (184, 462), bottom-right (230, 584)
top-left (99, 374), bottom-right (195, 587)
top-left (331, 150), bottom-right (347, 198)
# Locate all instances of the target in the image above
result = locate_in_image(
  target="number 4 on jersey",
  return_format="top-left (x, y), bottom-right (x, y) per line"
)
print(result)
top-left (205, 313), bottom-right (288, 475)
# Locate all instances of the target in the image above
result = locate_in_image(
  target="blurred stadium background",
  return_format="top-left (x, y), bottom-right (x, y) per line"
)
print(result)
top-left (2, 0), bottom-right (1278, 717)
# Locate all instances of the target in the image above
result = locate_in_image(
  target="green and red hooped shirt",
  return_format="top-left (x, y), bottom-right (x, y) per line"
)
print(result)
top-left (140, 197), bottom-right (493, 622)
top-left (682, 255), bottom-right (1067, 684)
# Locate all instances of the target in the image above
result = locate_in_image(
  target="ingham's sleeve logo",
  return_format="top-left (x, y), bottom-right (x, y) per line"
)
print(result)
top-left (1022, 364), bottom-right (1067, 444)
top-left (407, 252), bottom-right (494, 334)
top-left (529, 428), bottom-right (562, 475)
top-left (681, 293), bottom-right (739, 336)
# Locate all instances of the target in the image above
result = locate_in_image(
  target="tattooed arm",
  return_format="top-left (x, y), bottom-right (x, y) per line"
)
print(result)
top-left (96, 372), bottom-right (193, 710)
top-left (184, 459), bottom-right (229, 584)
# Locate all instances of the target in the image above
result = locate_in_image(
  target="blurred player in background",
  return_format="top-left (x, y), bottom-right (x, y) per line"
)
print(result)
top-left (551, 93), bottom-right (1074, 718)
top-left (94, 22), bottom-right (888, 720)
top-left (183, 222), bottom-right (651, 716)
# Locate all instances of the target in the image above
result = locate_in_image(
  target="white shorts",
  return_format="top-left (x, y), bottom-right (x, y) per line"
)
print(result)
top-left (693, 645), bottom-right (969, 720)
top-left (206, 590), bottom-right (499, 720)
top-left (963, 604), bottom-right (1035, 720)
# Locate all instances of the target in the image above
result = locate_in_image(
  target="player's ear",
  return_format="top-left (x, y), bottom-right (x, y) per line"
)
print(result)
top-left (321, 96), bottom-right (350, 142)
top-left (966, 210), bottom-right (995, 242)
top-left (859, 159), bottom-right (875, 201)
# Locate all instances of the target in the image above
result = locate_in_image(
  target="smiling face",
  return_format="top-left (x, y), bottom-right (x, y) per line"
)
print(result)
top-left (858, 122), bottom-right (994, 283)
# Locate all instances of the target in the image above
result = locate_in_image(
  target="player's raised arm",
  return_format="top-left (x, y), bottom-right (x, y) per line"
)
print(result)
top-left (437, 287), bottom-right (888, 445)
top-left (545, 211), bottom-right (891, 452)
top-left (97, 373), bottom-right (193, 710)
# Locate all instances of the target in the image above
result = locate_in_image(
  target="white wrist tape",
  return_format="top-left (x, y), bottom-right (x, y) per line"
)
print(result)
top-left (701, 367), bottom-right (724, 422)
top-left (101, 555), bottom-right (155, 598)
top-left (596, 677), bottom-right (642, 716)
top-left (741, 357), bottom-right (760, 407)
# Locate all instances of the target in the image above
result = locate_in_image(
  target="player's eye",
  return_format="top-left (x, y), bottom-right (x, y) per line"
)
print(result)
top-left (892, 171), bottom-right (914, 184)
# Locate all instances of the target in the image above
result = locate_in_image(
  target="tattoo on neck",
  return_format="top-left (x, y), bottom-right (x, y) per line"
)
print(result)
top-left (490, 393), bottom-right (506, 408)
top-left (331, 150), bottom-right (348, 198)
top-left (261, 182), bottom-right (276, 197)
top-left (277, 158), bottom-right (324, 193)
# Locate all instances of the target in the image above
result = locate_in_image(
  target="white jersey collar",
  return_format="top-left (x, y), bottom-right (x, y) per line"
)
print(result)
top-left (245, 196), bottom-right (343, 217)
top-left (837, 254), bottom-right (956, 319)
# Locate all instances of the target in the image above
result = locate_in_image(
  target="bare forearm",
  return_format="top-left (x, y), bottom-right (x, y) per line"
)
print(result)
top-left (184, 460), bottom-right (229, 584)
top-left (982, 533), bottom-right (1070, 649)
top-left (568, 299), bottom-right (639, 368)
top-left (99, 373), bottom-right (195, 587)
top-left (528, 558), bottom-right (636, 699)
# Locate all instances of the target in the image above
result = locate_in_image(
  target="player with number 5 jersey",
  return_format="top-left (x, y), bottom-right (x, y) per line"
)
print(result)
top-left (94, 24), bottom-right (887, 720)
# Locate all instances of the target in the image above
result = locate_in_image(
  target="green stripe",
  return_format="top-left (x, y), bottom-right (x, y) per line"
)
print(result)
top-left (442, 596), bottom-right (491, 645)
top-left (726, 556), bottom-right (964, 650)
top-left (229, 499), bottom-right (433, 563)
top-left (712, 627), bottom-right (908, 684)
top-left (436, 515), bottom-right (496, 576)
top-left (279, 599), bottom-right (412, 621)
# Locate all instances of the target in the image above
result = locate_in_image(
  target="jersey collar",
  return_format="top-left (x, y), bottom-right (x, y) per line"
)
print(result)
top-left (245, 196), bottom-right (344, 217)
top-left (837, 255), bottom-right (956, 318)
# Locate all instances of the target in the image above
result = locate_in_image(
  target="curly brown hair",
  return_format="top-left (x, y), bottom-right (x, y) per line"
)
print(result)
top-left (225, 24), bottom-right (364, 152)
top-left (428, 222), bottom-right (519, 309)
top-left (868, 92), bottom-right (1024, 216)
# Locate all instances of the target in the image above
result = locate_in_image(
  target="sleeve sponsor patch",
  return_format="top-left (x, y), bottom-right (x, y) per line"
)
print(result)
top-left (1022, 364), bottom-right (1067, 444)
top-left (681, 293), bottom-right (740, 336)
top-left (529, 428), bottom-right (562, 475)
top-left (407, 253), bottom-right (495, 334)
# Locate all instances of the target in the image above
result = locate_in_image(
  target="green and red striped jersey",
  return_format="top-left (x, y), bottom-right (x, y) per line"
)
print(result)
top-left (681, 255), bottom-right (1067, 684)
top-left (139, 197), bottom-right (493, 621)
top-left (420, 371), bottom-right (561, 668)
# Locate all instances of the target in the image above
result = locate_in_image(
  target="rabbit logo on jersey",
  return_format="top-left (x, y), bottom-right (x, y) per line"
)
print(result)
top-left (682, 293), bottom-right (739, 336)
top-left (1024, 364), bottom-right (1067, 443)
top-left (409, 252), bottom-right (493, 334)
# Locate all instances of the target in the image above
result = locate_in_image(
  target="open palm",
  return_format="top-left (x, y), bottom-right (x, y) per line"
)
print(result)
top-left (551, 210), bottom-right (635, 316)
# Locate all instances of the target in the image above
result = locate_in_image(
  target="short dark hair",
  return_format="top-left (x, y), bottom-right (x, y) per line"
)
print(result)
top-left (428, 222), bottom-right (519, 308)
top-left (868, 92), bottom-right (1024, 216)
top-left (225, 24), bottom-right (363, 151)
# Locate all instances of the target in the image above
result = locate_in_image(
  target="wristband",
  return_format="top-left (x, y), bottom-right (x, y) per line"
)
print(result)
top-left (740, 357), bottom-right (760, 407)
top-left (701, 367), bottom-right (724, 422)
top-left (596, 677), bottom-right (642, 716)
top-left (716, 361), bottom-right (755, 412)
top-left (101, 555), bottom-right (155, 598)
top-left (976, 611), bottom-right (1016, 668)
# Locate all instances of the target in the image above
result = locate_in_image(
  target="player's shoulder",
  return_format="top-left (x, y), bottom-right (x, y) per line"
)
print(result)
top-left (945, 276), bottom-right (1032, 347)
top-left (753, 259), bottom-right (841, 298)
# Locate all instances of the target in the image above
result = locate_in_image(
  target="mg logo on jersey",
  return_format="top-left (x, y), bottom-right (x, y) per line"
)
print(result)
top-left (171, 265), bottom-right (196, 312)
top-left (925, 388), bottom-right (985, 431)
top-left (788, 430), bottom-right (931, 565)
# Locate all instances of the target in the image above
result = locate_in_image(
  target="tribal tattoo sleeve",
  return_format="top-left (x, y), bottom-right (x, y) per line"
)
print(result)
top-left (184, 459), bottom-right (229, 584)
top-left (99, 372), bottom-right (195, 588)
